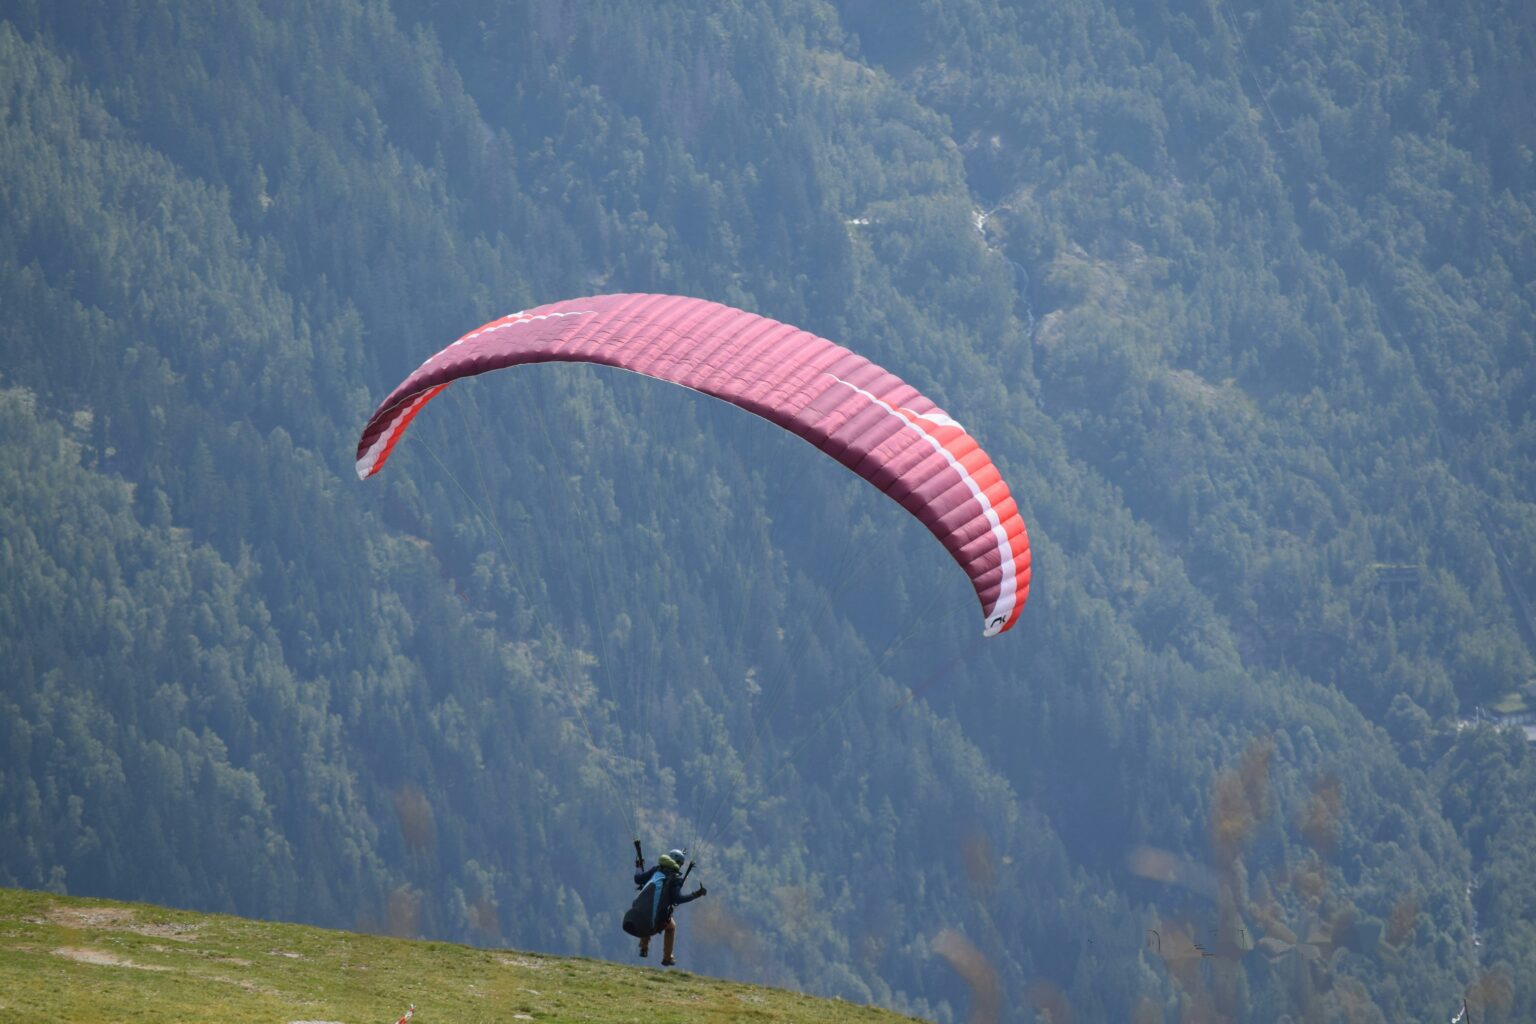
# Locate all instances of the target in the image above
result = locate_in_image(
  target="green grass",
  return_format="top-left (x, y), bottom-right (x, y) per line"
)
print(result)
top-left (0, 887), bottom-right (922, 1023)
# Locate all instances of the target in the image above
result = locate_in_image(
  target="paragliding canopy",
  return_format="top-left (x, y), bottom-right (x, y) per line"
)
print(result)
top-left (356, 294), bottom-right (1031, 635)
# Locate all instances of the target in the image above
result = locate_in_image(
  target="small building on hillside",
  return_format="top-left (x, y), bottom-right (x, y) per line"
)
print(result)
top-left (1467, 686), bottom-right (1536, 743)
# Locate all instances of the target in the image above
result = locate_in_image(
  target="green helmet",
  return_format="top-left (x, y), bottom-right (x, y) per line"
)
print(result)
top-left (657, 854), bottom-right (680, 872)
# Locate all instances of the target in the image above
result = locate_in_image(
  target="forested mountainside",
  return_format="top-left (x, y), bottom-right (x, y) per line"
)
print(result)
top-left (2, 1), bottom-right (1532, 1020)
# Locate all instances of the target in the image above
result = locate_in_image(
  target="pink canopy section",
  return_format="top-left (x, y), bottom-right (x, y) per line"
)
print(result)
top-left (356, 294), bottom-right (1031, 635)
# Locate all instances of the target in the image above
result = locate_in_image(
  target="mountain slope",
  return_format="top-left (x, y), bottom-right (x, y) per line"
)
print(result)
top-left (0, 886), bottom-right (916, 1023)
top-left (2, 1), bottom-right (1532, 1020)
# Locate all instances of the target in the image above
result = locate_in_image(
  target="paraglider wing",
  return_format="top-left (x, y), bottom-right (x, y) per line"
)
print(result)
top-left (356, 294), bottom-right (1031, 634)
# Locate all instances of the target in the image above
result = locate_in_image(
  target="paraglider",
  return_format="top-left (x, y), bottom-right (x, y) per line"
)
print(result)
top-left (356, 293), bottom-right (1031, 634)
top-left (624, 846), bottom-right (706, 965)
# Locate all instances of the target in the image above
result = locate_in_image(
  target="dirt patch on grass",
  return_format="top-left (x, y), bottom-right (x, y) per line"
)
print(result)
top-left (34, 903), bottom-right (202, 941)
top-left (130, 920), bottom-right (201, 941)
top-left (497, 954), bottom-right (547, 970)
top-left (38, 906), bottom-right (136, 929)
top-left (53, 946), bottom-right (169, 971)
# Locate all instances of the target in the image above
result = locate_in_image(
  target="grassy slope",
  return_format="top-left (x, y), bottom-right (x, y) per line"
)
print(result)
top-left (0, 887), bottom-right (920, 1024)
